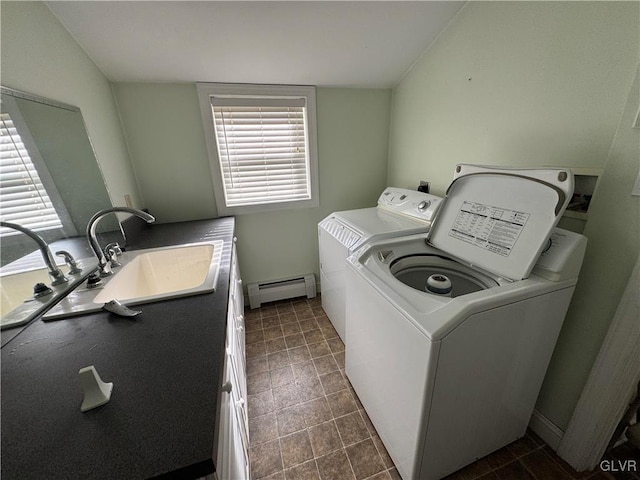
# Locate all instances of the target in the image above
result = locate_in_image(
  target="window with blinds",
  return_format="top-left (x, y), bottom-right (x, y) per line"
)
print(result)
top-left (198, 84), bottom-right (319, 215)
top-left (0, 112), bottom-right (63, 237)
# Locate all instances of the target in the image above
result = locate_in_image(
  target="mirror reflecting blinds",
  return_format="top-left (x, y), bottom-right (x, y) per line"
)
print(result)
top-left (0, 112), bottom-right (63, 236)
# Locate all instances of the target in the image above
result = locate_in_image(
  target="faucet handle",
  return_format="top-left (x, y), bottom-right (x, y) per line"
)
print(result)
top-left (104, 242), bottom-right (122, 254)
top-left (104, 243), bottom-right (123, 267)
top-left (55, 250), bottom-right (82, 275)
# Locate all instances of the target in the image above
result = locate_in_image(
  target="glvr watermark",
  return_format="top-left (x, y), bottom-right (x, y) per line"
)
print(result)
top-left (600, 459), bottom-right (638, 472)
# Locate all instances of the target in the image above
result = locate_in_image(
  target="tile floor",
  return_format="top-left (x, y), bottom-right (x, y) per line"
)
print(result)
top-left (244, 297), bottom-right (636, 480)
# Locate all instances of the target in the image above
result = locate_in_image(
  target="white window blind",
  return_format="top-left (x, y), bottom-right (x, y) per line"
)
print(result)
top-left (211, 96), bottom-right (312, 208)
top-left (0, 112), bottom-right (63, 237)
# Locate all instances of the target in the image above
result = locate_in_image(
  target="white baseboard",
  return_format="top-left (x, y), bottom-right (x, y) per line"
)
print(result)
top-left (529, 409), bottom-right (564, 450)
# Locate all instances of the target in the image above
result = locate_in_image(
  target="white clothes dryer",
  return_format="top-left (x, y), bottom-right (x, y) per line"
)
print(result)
top-left (318, 188), bottom-right (442, 342)
top-left (345, 165), bottom-right (588, 480)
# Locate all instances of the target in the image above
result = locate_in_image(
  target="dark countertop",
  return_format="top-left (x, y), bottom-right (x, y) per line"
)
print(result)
top-left (1, 217), bottom-right (235, 479)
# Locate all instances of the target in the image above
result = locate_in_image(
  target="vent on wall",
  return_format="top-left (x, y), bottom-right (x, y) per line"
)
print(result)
top-left (248, 274), bottom-right (316, 309)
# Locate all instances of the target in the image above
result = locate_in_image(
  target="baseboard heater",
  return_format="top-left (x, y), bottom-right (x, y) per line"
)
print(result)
top-left (247, 274), bottom-right (316, 309)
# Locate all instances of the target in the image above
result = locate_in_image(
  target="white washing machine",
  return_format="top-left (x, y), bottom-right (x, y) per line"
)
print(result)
top-left (318, 188), bottom-right (442, 342)
top-left (345, 165), bottom-right (588, 480)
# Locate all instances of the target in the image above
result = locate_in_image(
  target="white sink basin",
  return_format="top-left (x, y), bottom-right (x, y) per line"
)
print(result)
top-left (1, 267), bottom-right (53, 317)
top-left (1, 258), bottom-right (97, 329)
top-left (43, 240), bottom-right (223, 320)
top-left (93, 243), bottom-right (219, 304)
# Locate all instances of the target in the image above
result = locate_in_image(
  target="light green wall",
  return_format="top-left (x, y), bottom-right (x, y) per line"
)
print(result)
top-left (388, 2), bottom-right (638, 194)
top-left (387, 1), bottom-right (640, 430)
top-left (111, 83), bottom-right (218, 222)
top-left (1, 1), bottom-right (141, 210)
top-left (536, 65), bottom-right (640, 429)
top-left (112, 84), bottom-right (391, 284)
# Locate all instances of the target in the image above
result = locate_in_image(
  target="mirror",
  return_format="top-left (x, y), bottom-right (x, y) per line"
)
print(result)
top-left (1, 87), bottom-right (116, 267)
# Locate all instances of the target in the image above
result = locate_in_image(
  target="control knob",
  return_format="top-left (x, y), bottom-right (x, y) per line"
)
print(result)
top-left (417, 200), bottom-right (431, 212)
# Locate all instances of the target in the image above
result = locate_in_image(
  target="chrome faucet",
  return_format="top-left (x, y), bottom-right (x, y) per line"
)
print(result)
top-left (0, 221), bottom-right (69, 285)
top-left (86, 207), bottom-right (155, 277)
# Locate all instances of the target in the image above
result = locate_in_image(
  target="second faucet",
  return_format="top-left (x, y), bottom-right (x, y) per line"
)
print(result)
top-left (86, 207), bottom-right (155, 277)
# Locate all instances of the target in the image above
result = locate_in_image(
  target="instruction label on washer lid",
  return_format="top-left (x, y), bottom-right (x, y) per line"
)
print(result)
top-left (449, 201), bottom-right (530, 257)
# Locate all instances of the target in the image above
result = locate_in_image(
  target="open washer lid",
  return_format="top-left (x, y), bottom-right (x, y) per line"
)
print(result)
top-left (426, 164), bottom-right (574, 281)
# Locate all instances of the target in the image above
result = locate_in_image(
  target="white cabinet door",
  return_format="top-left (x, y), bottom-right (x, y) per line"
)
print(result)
top-left (231, 241), bottom-right (244, 320)
top-left (232, 244), bottom-right (245, 355)
top-left (217, 238), bottom-right (250, 480)
top-left (232, 319), bottom-right (247, 404)
top-left (217, 348), bottom-right (250, 480)
top-left (230, 241), bottom-right (248, 443)
top-left (230, 398), bottom-right (250, 480)
top-left (230, 369), bottom-right (250, 478)
top-left (216, 353), bottom-right (234, 480)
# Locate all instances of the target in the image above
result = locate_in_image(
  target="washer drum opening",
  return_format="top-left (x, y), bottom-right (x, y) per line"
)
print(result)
top-left (389, 255), bottom-right (499, 298)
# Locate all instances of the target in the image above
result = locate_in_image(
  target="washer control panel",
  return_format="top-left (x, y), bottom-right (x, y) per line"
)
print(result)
top-left (377, 187), bottom-right (442, 223)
